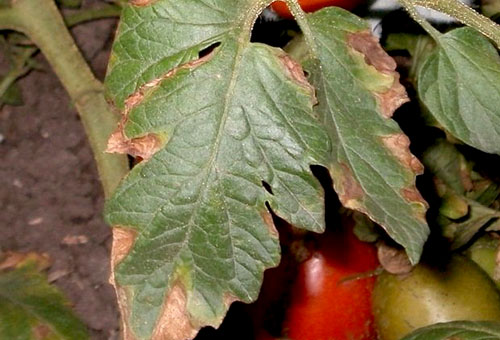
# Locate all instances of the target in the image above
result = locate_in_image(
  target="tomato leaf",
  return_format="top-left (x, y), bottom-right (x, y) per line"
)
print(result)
top-left (105, 3), bottom-right (432, 338)
top-left (105, 1), bottom-right (331, 339)
top-left (0, 252), bottom-right (88, 340)
top-left (418, 27), bottom-right (500, 155)
top-left (289, 8), bottom-right (429, 264)
top-left (401, 321), bottom-right (500, 340)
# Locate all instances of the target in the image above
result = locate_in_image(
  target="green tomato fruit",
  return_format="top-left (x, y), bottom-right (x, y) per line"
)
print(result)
top-left (373, 255), bottom-right (500, 340)
top-left (465, 234), bottom-right (500, 289)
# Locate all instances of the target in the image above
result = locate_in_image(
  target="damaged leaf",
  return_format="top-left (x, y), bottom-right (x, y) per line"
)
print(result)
top-left (104, 1), bottom-right (331, 339)
top-left (0, 252), bottom-right (88, 340)
top-left (418, 27), bottom-right (500, 155)
top-left (287, 8), bottom-right (429, 264)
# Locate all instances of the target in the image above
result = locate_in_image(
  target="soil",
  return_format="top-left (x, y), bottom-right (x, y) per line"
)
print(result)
top-left (0, 1), bottom-right (120, 339)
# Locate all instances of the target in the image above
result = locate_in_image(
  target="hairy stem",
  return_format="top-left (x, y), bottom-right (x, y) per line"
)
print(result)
top-left (402, 0), bottom-right (500, 48)
top-left (0, 0), bottom-right (128, 197)
top-left (398, 0), bottom-right (442, 41)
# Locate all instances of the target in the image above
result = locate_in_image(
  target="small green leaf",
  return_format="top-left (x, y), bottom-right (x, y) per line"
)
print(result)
top-left (418, 27), bottom-right (500, 155)
top-left (0, 253), bottom-right (88, 340)
top-left (401, 321), bottom-right (500, 340)
top-left (290, 8), bottom-right (429, 264)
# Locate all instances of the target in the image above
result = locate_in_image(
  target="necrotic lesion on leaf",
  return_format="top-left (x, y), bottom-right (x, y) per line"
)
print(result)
top-left (106, 50), bottom-right (218, 161)
top-left (347, 31), bottom-right (409, 119)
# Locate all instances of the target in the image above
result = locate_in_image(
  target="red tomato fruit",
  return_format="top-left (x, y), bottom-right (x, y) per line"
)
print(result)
top-left (271, 0), bottom-right (364, 19)
top-left (283, 222), bottom-right (379, 340)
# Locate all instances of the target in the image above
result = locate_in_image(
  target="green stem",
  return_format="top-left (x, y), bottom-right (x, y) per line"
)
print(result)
top-left (0, 0), bottom-right (128, 198)
top-left (284, 0), bottom-right (318, 55)
top-left (408, 0), bottom-right (500, 48)
top-left (64, 4), bottom-right (122, 27)
top-left (398, 0), bottom-right (442, 41)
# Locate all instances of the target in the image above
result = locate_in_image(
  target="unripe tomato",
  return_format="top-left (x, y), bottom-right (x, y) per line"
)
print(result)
top-left (271, 0), bottom-right (364, 19)
top-left (283, 221), bottom-right (379, 340)
top-left (373, 255), bottom-right (500, 340)
top-left (465, 234), bottom-right (500, 289)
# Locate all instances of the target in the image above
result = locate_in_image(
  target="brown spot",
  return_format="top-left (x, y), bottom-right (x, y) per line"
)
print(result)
top-left (377, 241), bottom-right (413, 275)
top-left (111, 227), bottom-right (137, 267)
top-left (109, 227), bottom-right (138, 340)
top-left (348, 32), bottom-right (396, 73)
top-left (130, 0), bottom-right (157, 6)
top-left (382, 134), bottom-right (424, 175)
top-left (279, 54), bottom-right (317, 105)
top-left (152, 284), bottom-right (198, 340)
top-left (376, 78), bottom-right (409, 119)
top-left (108, 50), bottom-right (217, 160)
top-left (33, 324), bottom-right (51, 340)
top-left (401, 186), bottom-right (426, 205)
top-left (106, 130), bottom-right (161, 161)
top-left (337, 164), bottom-right (364, 210)
top-left (223, 293), bottom-right (239, 308)
top-left (261, 210), bottom-right (278, 237)
top-left (0, 251), bottom-right (50, 271)
top-left (347, 31), bottom-right (409, 118)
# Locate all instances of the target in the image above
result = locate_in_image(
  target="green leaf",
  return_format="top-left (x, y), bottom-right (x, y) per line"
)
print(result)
top-left (401, 321), bottom-right (500, 340)
top-left (0, 253), bottom-right (88, 340)
top-left (289, 8), bottom-right (429, 264)
top-left (105, 1), bottom-right (330, 338)
top-left (418, 27), bottom-right (500, 155)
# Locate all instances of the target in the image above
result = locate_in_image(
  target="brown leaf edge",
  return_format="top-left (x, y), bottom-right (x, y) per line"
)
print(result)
top-left (110, 211), bottom-right (278, 339)
top-left (108, 227), bottom-right (198, 340)
top-left (347, 31), bottom-right (409, 120)
top-left (334, 32), bottom-right (428, 222)
top-left (110, 228), bottom-right (199, 340)
top-left (106, 50), bottom-right (216, 161)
